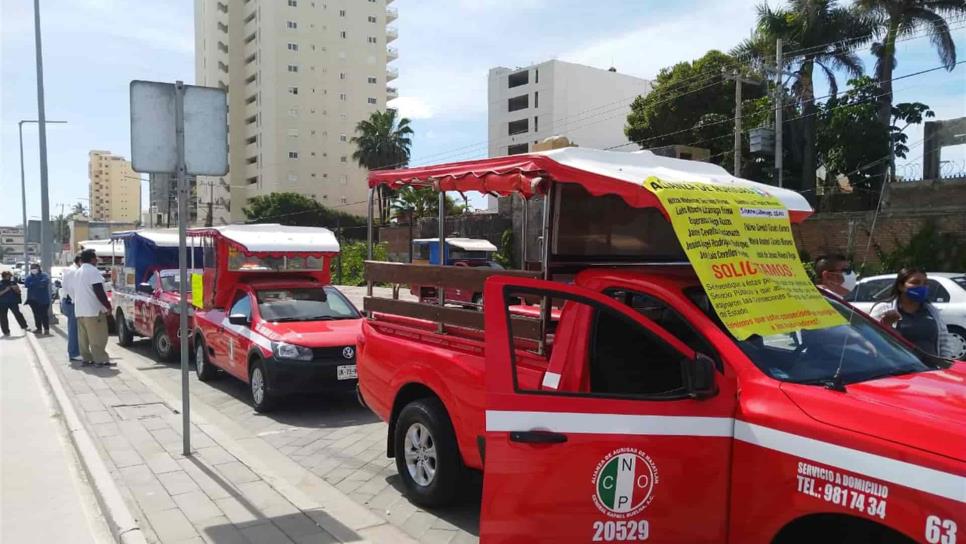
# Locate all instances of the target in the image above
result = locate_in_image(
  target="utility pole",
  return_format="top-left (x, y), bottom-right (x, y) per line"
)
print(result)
top-left (33, 0), bottom-right (52, 274)
top-left (774, 39), bottom-right (784, 188)
top-left (723, 70), bottom-right (759, 176)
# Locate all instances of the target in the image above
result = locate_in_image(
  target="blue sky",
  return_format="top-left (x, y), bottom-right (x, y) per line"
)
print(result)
top-left (2, 0), bottom-right (964, 224)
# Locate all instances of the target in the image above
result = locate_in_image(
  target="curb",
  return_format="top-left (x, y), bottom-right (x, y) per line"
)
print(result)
top-left (113, 344), bottom-right (418, 544)
top-left (25, 333), bottom-right (148, 544)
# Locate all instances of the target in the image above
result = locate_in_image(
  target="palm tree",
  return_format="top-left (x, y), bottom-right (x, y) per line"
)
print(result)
top-left (391, 187), bottom-right (465, 222)
top-left (71, 202), bottom-right (88, 217)
top-left (855, 0), bottom-right (966, 128)
top-left (736, 0), bottom-right (868, 199)
top-left (351, 109), bottom-right (414, 224)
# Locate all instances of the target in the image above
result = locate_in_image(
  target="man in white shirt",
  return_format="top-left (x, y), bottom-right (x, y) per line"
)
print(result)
top-left (74, 249), bottom-right (113, 366)
top-left (60, 255), bottom-right (82, 361)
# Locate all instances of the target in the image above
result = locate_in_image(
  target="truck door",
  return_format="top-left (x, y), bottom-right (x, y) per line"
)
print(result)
top-left (220, 290), bottom-right (254, 380)
top-left (136, 271), bottom-right (161, 335)
top-left (481, 276), bottom-right (737, 543)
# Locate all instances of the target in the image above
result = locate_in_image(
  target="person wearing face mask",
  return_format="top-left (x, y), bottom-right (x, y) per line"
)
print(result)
top-left (813, 254), bottom-right (857, 297)
top-left (0, 270), bottom-right (30, 335)
top-left (871, 267), bottom-right (953, 358)
top-left (24, 263), bottom-right (51, 335)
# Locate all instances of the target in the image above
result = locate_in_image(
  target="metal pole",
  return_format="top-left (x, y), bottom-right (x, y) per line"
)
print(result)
top-left (775, 39), bottom-right (784, 188)
top-left (734, 73), bottom-right (742, 176)
top-left (437, 190), bottom-right (446, 325)
top-left (33, 0), bottom-right (51, 275)
top-left (174, 81), bottom-right (191, 456)
top-left (366, 188), bottom-right (375, 260)
top-left (538, 185), bottom-right (554, 355)
top-left (520, 193), bottom-right (528, 270)
top-left (18, 122), bottom-right (28, 266)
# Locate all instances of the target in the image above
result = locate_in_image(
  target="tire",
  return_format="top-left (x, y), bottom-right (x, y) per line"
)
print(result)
top-left (194, 337), bottom-right (218, 382)
top-left (152, 321), bottom-right (176, 362)
top-left (947, 325), bottom-right (966, 360)
top-left (116, 309), bottom-right (134, 347)
top-left (393, 397), bottom-right (465, 507)
top-left (249, 359), bottom-right (276, 413)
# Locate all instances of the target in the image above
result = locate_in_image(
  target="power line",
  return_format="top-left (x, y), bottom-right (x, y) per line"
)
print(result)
top-left (779, 16), bottom-right (966, 60)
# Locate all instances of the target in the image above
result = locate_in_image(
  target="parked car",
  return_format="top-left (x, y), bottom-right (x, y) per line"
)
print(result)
top-left (846, 272), bottom-right (966, 359)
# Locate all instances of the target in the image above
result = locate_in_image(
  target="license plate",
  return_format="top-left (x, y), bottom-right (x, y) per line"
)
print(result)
top-left (337, 365), bottom-right (357, 380)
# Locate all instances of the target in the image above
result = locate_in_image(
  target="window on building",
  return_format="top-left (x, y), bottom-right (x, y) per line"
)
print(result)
top-left (534, 116), bottom-right (539, 132)
top-left (288, 0), bottom-right (297, 6)
top-left (289, 151), bottom-right (299, 159)
top-left (508, 118), bottom-right (528, 135)
top-left (340, 72), bottom-right (346, 79)
top-left (287, 21), bottom-right (297, 29)
top-left (339, 175), bottom-right (348, 184)
top-left (367, 97), bottom-right (377, 104)
top-left (339, 134), bottom-right (347, 142)
top-left (340, 197), bottom-right (348, 204)
top-left (288, 128), bottom-right (299, 137)
top-left (340, 156), bottom-right (347, 163)
top-left (508, 70), bottom-right (529, 88)
top-left (507, 94), bottom-right (528, 112)
top-left (287, 42), bottom-right (298, 51)
top-left (367, 16), bottom-right (377, 23)
top-left (367, 36), bottom-right (377, 44)
top-left (339, 93), bottom-right (347, 101)
top-left (534, 91), bottom-right (539, 108)
top-left (367, 76), bottom-right (377, 84)
top-left (288, 108), bottom-right (298, 117)
top-left (507, 143), bottom-right (528, 155)
top-left (340, 31), bottom-right (347, 39)
top-left (339, 9), bottom-right (346, 16)
top-left (288, 87), bottom-right (298, 95)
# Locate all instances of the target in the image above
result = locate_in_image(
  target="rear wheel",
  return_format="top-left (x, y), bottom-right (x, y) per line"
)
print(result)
top-left (393, 397), bottom-right (465, 506)
top-left (153, 321), bottom-right (175, 362)
top-left (249, 359), bottom-right (275, 413)
top-left (194, 337), bottom-right (218, 382)
top-left (947, 325), bottom-right (966, 360)
top-left (116, 310), bottom-right (134, 346)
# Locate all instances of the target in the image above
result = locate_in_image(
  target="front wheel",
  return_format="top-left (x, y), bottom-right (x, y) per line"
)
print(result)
top-left (393, 397), bottom-right (465, 507)
top-left (116, 310), bottom-right (134, 346)
top-left (153, 321), bottom-right (176, 362)
top-left (249, 360), bottom-right (276, 413)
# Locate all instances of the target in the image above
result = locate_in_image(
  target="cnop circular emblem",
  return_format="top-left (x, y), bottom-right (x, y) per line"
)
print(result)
top-left (591, 448), bottom-right (659, 519)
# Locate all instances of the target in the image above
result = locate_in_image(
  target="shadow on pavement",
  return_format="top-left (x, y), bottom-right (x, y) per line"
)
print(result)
top-left (384, 472), bottom-right (483, 536)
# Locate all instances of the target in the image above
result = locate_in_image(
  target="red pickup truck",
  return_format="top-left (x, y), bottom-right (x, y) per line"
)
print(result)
top-left (358, 149), bottom-right (965, 544)
top-left (189, 224), bottom-right (362, 412)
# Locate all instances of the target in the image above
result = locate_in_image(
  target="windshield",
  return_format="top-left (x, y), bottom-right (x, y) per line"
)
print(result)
top-left (160, 275), bottom-right (184, 292)
top-left (952, 276), bottom-right (966, 291)
top-left (685, 289), bottom-right (933, 386)
top-left (255, 286), bottom-right (359, 322)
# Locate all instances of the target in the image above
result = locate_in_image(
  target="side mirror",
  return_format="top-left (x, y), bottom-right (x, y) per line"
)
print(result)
top-left (136, 282), bottom-right (154, 295)
top-left (228, 313), bottom-right (250, 326)
top-left (682, 353), bottom-right (718, 399)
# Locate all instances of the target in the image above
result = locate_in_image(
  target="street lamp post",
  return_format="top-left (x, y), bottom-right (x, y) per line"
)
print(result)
top-left (33, 0), bottom-right (52, 276)
top-left (18, 119), bottom-right (67, 265)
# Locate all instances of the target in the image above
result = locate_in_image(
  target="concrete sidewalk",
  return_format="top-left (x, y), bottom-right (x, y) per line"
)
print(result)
top-left (29, 312), bottom-right (410, 544)
top-left (0, 333), bottom-right (112, 543)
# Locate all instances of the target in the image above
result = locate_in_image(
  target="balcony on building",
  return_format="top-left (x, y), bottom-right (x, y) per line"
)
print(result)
top-left (387, 86), bottom-right (399, 100)
top-left (387, 66), bottom-right (399, 81)
top-left (386, 6), bottom-right (398, 21)
top-left (386, 26), bottom-right (398, 43)
top-left (386, 46), bottom-right (398, 62)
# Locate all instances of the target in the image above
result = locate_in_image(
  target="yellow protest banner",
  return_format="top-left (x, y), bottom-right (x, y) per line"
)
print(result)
top-left (643, 177), bottom-right (845, 339)
top-left (191, 272), bottom-right (204, 309)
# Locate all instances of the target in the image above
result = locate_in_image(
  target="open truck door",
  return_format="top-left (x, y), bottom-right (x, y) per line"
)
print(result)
top-left (481, 275), bottom-right (738, 543)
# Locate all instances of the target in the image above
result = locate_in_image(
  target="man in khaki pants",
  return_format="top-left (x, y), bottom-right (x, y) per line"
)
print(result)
top-left (71, 249), bottom-right (114, 366)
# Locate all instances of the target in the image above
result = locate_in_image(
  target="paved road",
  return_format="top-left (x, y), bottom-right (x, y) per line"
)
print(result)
top-left (0, 333), bottom-right (112, 544)
top-left (53, 286), bottom-right (481, 544)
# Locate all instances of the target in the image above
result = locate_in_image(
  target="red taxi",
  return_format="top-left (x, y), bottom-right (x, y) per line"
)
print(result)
top-left (189, 224), bottom-right (362, 412)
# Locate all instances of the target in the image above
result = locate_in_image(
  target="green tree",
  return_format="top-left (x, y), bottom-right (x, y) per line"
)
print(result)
top-left (736, 0), bottom-right (868, 199)
top-left (351, 109), bottom-right (414, 224)
top-left (334, 241), bottom-right (389, 286)
top-left (71, 202), bottom-right (88, 217)
top-left (243, 192), bottom-right (366, 238)
top-left (625, 51), bottom-right (758, 174)
top-left (390, 186), bottom-right (465, 222)
top-left (855, 0), bottom-right (966, 128)
top-left (817, 76), bottom-right (934, 191)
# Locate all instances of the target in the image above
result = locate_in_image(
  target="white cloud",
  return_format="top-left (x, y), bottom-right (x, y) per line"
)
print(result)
top-left (390, 96), bottom-right (436, 120)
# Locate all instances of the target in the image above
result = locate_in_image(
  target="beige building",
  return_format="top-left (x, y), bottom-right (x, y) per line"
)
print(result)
top-left (88, 150), bottom-right (141, 223)
top-left (195, 0), bottom-right (398, 222)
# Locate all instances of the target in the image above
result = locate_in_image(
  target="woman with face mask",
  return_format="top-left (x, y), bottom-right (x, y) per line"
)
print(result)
top-left (24, 263), bottom-right (51, 335)
top-left (871, 267), bottom-right (953, 358)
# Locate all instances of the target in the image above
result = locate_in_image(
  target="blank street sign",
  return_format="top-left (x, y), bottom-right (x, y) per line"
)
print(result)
top-left (130, 80), bottom-right (228, 176)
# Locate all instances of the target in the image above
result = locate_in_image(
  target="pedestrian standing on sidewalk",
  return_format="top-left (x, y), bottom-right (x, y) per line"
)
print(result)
top-left (0, 270), bottom-right (30, 336)
top-left (60, 255), bottom-right (82, 361)
top-left (74, 249), bottom-right (114, 366)
top-left (24, 263), bottom-right (51, 335)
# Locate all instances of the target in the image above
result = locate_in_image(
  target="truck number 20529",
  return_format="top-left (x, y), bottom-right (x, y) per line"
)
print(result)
top-left (592, 520), bottom-right (650, 542)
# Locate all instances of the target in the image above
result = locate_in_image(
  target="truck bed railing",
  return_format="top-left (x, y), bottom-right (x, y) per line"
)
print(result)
top-left (363, 261), bottom-right (543, 339)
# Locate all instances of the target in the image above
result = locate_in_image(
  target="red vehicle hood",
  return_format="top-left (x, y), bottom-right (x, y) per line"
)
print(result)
top-left (782, 363), bottom-right (966, 462)
top-left (255, 318), bottom-right (362, 347)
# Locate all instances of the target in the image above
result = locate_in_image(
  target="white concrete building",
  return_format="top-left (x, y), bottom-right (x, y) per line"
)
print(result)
top-left (487, 60), bottom-right (652, 158)
top-left (195, 0), bottom-right (399, 222)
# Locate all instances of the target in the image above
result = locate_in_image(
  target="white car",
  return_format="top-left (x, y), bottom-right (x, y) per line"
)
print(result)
top-left (846, 272), bottom-right (966, 360)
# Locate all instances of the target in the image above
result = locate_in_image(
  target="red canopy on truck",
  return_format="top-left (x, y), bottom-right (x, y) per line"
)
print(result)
top-left (368, 147), bottom-right (813, 223)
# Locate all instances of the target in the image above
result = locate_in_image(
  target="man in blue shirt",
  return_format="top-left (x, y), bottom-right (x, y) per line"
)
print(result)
top-left (0, 270), bottom-right (29, 336)
top-left (24, 263), bottom-right (51, 335)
